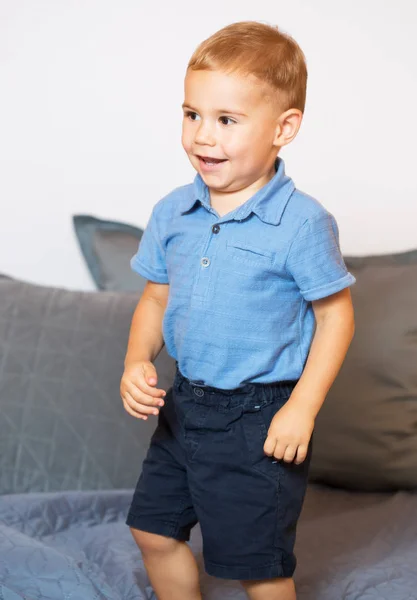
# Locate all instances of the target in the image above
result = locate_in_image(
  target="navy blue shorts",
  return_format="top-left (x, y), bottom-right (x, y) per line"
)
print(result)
top-left (125, 363), bottom-right (313, 580)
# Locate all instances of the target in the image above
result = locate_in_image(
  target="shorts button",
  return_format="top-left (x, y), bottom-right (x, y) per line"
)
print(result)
top-left (193, 387), bottom-right (204, 397)
top-left (212, 224), bottom-right (220, 234)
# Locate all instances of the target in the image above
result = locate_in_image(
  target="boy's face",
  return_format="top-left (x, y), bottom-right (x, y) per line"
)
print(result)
top-left (181, 68), bottom-right (283, 193)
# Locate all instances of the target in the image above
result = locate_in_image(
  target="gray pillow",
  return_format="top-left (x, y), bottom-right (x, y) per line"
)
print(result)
top-left (309, 248), bottom-right (417, 491)
top-left (72, 215), bottom-right (146, 292)
top-left (0, 277), bottom-right (176, 494)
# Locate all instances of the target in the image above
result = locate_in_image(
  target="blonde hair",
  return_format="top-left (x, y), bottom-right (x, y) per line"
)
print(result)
top-left (186, 21), bottom-right (308, 114)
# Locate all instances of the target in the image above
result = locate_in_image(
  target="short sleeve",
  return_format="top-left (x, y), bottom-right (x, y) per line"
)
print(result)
top-left (130, 206), bottom-right (169, 284)
top-left (285, 212), bottom-right (356, 301)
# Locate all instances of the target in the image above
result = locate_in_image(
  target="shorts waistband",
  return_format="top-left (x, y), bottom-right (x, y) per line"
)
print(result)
top-left (174, 362), bottom-right (298, 404)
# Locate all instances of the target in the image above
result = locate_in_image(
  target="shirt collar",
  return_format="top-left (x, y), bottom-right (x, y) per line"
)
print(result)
top-left (180, 156), bottom-right (295, 225)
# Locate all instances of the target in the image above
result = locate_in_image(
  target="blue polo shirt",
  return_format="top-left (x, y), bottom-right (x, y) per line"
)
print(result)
top-left (131, 157), bottom-right (356, 389)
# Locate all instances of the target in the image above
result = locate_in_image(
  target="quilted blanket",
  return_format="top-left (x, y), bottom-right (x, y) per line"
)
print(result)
top-left (0, 485), bottom-right (416, 600)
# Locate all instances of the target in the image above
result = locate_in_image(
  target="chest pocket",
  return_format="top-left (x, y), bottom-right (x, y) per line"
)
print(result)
top-left (226, 240), bottom-right (275, 266)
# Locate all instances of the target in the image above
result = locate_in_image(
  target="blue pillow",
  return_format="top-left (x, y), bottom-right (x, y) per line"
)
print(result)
top-left (73, 215), bottom-right (146, 292)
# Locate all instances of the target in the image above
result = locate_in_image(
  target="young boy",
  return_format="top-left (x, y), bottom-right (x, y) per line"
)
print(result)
top-left (120, 20), bottom-right (356, 600)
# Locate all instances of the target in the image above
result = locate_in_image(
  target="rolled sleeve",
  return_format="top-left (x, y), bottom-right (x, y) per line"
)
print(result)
top-left (285, 212), bottom-right (356, 301)
top-left (130, 206), bottom-right (169, 284)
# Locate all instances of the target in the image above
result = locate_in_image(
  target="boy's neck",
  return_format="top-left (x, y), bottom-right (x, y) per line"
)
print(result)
top-left (209, 191), bottom-right (251, 218)
top-left (208, 162), bottom-right (277, 217)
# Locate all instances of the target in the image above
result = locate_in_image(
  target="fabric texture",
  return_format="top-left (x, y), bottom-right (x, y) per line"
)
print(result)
top-left (1, 485), bottom-right (417, 600)
top-left (0, 276), bottom-right (176, 494)
top-left (309, 247), bottom-right (417, 491)
top-left (130, 157), bottom-right (356, 389)
top-left (73, 214), bottom-right (146, 292)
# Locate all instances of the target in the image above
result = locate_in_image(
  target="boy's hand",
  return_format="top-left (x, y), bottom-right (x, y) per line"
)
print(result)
top-left (263, 400), bottom-right (315, 465)
top-left (120, 360), bottom-right (167, 420)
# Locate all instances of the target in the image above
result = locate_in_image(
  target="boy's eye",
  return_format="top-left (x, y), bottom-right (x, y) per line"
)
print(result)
top-left (184, 111), bottom-right (235, 125)
top-left (184, 110), bottom-right (200, 121)
top-left (219, 116), bottom-right (235, 126)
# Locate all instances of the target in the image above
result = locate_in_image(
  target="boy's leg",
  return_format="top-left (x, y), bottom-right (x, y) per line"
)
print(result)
top-left (129, 529), bottom-right (202, 600)
top-left (125, 375), bottom-right (201, 599)
top-left (242, 577), bottom-right (296, 600)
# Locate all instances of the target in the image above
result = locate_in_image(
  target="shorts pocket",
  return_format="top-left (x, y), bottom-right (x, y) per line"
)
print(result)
top-left (273, 434), bottom-right (314, 550)
top-left (241, 396), bottom-right (290, 486)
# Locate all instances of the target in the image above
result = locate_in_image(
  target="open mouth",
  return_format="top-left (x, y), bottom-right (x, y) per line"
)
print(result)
top-left (198, 156), bottom-right (228, 165)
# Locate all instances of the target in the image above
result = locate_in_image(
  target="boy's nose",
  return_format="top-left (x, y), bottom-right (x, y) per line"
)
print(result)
top-left (195, 123), bottom-right (216, 146)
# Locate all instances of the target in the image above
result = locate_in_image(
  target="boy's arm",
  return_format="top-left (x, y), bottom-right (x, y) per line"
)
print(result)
top-left (263, 287), bottom-right (355, 464)
top-left (290, 286), bottom-right (355, 419)
top-left (124, 281), bottom-right (170, 367)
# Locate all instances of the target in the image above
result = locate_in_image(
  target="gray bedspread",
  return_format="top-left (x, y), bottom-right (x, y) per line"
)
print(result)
top-left (1, 483), bottom-right (416, 600)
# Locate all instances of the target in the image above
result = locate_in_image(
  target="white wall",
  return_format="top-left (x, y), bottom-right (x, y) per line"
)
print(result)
top-left (1, 0), bottom-right (416, 291)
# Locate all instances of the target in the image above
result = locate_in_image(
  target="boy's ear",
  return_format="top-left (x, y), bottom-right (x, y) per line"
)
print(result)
top-left (273, 109), bottom-right (303, 148)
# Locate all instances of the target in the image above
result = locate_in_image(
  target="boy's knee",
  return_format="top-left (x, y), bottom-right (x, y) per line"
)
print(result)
top-left (129, 527), bottom-right (181, 556)
top-left (241, 577), bottom-right (295, 600)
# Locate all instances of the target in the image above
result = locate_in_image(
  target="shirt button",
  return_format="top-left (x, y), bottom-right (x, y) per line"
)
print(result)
top-left (212, 224), bottom-right (220, 234)
top-left (193, 387), bottom-right (204, 397)
top-left (201, 257), bottom-right (210, 267)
